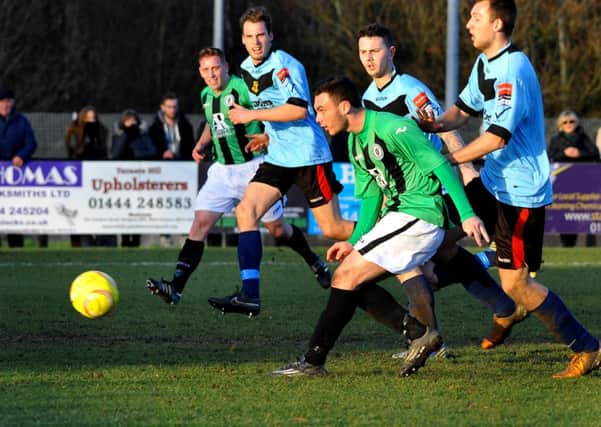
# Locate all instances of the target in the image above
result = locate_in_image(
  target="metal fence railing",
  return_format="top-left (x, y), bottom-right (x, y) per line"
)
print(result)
top-left (23, 112), bottom-right (601, 160)
top-left (25, 112), bottom-right (205, 159)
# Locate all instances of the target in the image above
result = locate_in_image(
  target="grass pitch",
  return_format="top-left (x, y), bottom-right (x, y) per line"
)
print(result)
top-left (1, 246), bottom-right (601, 426)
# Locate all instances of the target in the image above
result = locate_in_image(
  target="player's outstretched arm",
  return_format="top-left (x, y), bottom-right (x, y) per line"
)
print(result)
top-left (418, 105), bottom-right (469, 133)
top-left (229, 102), bottom-right (307, 125)
top-left (439, 130), bottom-right (479, 185)
top-left (446, 131), bottom-right (506, 166)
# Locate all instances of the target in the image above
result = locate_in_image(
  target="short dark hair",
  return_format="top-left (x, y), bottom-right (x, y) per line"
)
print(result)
top-left (314, 76), bottom-right (361, 108)
top-left (161, 91), bottom-right (178, 104)
top-left (486, 0), bottom-right (517, 36)
top-left (198, 47), bottom-right (226, 63)
top-left (119, 109), bottom-right (140, 126)
top-left (240, 6), bottom-right (272, 33)
top-left (356, 23), bottom-right (394, 47)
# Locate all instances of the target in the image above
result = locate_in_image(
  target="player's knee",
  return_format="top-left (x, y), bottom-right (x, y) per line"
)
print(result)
top-left (235, 200), bottom-right (258, 223)
top-left (331, 266), bottom-right (361, 290)
top-left (189, 219), bottom-right (211, 241)
top-left (500, 278), bottom-right (524, 301)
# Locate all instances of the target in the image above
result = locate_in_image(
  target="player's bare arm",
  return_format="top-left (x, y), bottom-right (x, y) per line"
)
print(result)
top-left (439, 130), bottom-right (479, 185)
top-left (192, 122), bottom-right (212, 163)
top-left (446, 132), bottom-right (506, 165)
top-left (229, 102), bottom-right (307, 124)
top-left (417, 104), bottom-right (469, 133)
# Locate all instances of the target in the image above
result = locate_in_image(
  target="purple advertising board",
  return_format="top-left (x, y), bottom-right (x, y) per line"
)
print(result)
top-left (546, 163), bottom-right (601, 234)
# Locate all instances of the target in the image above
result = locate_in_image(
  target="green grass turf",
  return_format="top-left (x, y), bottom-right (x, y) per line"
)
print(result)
top-left (1, 246), bottom-right (601, 426)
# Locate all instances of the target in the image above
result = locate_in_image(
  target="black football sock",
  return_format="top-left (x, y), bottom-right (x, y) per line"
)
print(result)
top-left (355, 282), bottom-right (408, 334)
top-left (304, 288), bottom-right (357, 366)
top-left (431, 263), bottom-right (460, 290)
top-left (403, 314), bottom-right (428, 341)
top-left (172, 239), bottom-right (205, 293)
top-left (451, 246), bottom-right (516, 318)
top-left (403, 275), bottom-right (437, 329)
top-left (276, 224), bottom-right (319, 266)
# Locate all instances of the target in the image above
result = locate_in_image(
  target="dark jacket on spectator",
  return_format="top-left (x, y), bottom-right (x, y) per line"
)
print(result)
top-left (148, 112), bottom-right (194, 160)
top-left (548, 126), bottom-right (599, 162)
top-left (111, 121), bottom-right (159, 160)
top-left (65, 120), bottom-right (109, 160)
top-left (0, 110), bottom-right (37, 160)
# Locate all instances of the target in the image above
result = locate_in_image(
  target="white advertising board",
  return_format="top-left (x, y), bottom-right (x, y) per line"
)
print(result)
top-left (0, 161), bottom-right (197, 234)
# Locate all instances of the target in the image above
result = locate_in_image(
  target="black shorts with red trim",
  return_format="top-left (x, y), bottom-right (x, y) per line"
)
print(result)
top-left (452, 177), bottom-right (545, 271)
top-left (250, 161), bottom-right (343, 208)
top-left (494, 202), bottom-right (545, 271)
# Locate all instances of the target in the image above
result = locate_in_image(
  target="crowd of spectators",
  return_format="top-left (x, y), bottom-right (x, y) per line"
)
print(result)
top-left (1, 88), bottom-right (197, 248)
top-left (2, 83), bottom-right (601, 248)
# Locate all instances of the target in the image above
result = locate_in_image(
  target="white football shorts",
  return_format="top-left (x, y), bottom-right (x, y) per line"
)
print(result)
top-left (354, 211), bottom-right (444, 275)
top-left (194, 156), bottom-right (285, 223)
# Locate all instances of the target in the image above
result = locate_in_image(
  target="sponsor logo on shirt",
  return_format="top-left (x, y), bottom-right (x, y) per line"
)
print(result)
top-left (497, 83), bottom-right (512, 107)
top-left (212, 112), bottom-right (232, 138)
top-left (495, 82), bottom-right (513, 119)
top-left (252, 100), bottom-right (274, 109)
top-left (413, 92), bottom-right (434, 114)
top-left (277, 67), bottom-right (296, 96)
top-left (277, 68), bottom-right (289, 81)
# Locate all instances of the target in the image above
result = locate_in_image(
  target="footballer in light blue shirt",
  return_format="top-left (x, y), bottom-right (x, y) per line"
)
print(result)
top-left (208, 6), bottom-right (355, 317)
top-left (420, 0), bottom-right (600, 379)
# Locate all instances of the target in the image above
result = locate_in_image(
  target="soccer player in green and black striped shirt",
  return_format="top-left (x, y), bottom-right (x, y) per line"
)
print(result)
top-left (271, 76), bottom-right (489, 377)
top-left (146, 48), bottom-right (331, 309)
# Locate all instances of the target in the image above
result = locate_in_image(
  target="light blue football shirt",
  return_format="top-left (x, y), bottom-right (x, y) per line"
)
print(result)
top-left (456, 43), bottom-right (552, 208)
top-left (362, 70), bottom-right (443, 152)
top-left (240, 50), bottom-right (332, 167)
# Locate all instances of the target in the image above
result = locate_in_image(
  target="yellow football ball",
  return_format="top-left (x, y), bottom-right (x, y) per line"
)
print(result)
top-left (70, 271), bottom-right (119, 319)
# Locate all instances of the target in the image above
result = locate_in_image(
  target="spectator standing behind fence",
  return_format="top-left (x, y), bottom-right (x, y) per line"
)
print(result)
top-left (548, 111), bottom-right (598, 247)
top-left (111, 109), bottom-right (159, 247)
top-left (65, 106), bottom-right (109, 160)
top-left (0, 87), bottom-right (38, 248)
top-left (148, 92), bottom-right (195, 160)
top-left (148, 93), bottom-right (196, 247)
top-left (64, 105), bottom-right (114, 247)
top-left (548, 111), bottom-right (599, 162)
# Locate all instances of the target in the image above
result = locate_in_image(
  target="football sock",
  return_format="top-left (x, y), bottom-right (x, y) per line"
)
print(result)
top-left (402, 275), bottom-right (437, 329)
top-left (276, 224), bottom-right (319, 266)
top-left (171, 239), bottom-right (204, 293)
top-left (452, 247), bottom-right (516, 318)
top-left (532, 290), bottom-right (599, 353)
top-left (355, 282), bottom-right (407, 334)
top-left (305, 288), bottom-right (357, 366)
top-left (432, 248), bottom-right (495, 288)
top-left (431, 263), bottom-right (459, 290)
top-left (238, 230), bottom-right (262, 299)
